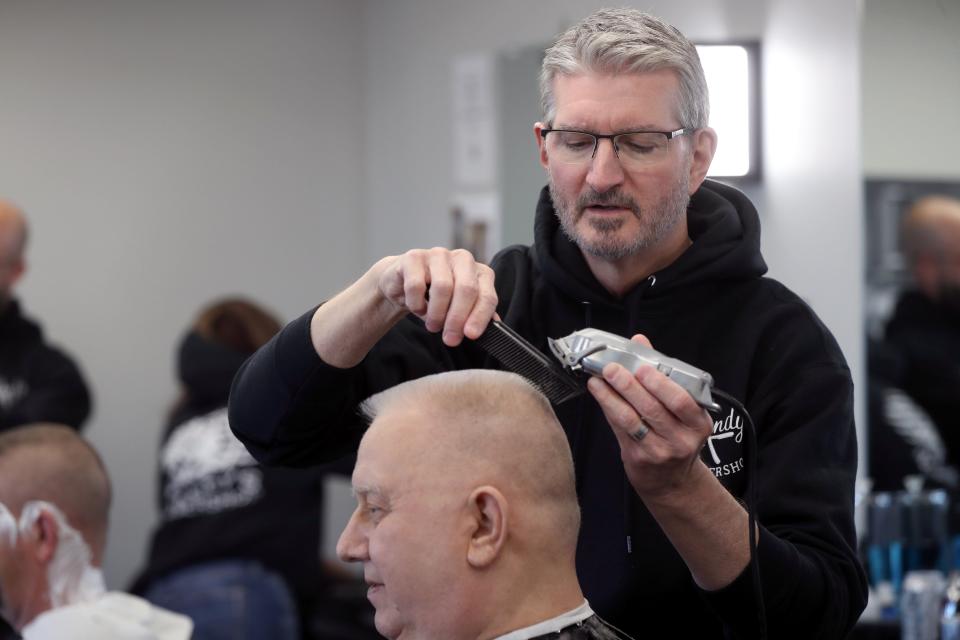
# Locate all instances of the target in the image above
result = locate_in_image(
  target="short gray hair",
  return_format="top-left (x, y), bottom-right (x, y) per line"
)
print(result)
top-left (539, 8), bottom-right (709, 129)
top-left (0, 424), bottom-right (111, 546)
top-left (359, 370), bottom-right (581, 548)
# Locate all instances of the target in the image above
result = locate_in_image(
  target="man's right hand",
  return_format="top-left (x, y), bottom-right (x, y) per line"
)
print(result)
top-left (376, 247), bottom-right (498, 346)
top-left (311, 248), bottom-right (497, 368)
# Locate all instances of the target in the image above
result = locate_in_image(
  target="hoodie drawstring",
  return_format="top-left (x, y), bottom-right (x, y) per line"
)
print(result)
top-left (577, 299), bottom-right (638, 560)
top-left (572, 302), bottom-right (592, 498)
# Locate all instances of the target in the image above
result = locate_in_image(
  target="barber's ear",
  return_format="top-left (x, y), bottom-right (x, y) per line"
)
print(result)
top-left (465, 486), bottom-right (507, 568)
top-left (687, 127), bottom-right (718, 193)
top-left (534, 122), bottom-right (549, 169)
top-left (23, 509), bottom-right (59, 564)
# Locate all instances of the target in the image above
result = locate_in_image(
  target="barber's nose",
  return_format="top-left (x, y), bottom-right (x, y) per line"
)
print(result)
top-left (336, 511), bottom-right (368, 563)
top-left (586, 138), bottom-right (625, 193)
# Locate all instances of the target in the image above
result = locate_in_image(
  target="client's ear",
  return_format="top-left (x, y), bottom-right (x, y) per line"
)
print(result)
top-left (466, 486), bottom-right (508, 568)
top-left (23, 508), bottom-right (60, 565)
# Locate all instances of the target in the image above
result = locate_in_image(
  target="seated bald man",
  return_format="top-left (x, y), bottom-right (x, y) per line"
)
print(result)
top-left (337, 370), bottom-right (633, 640)
top-left (0, 424), bottom-right (192, 639)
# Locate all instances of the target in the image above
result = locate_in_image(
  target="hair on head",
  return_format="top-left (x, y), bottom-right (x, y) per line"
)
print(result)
top-left (539, 8), bottom-right (709, 130)
top-left (192, 297), bottom-right (282, 355)
top-left (359, 370), bottom-right (581, 548)
top-left (0, 424), bottom-right (111, 547)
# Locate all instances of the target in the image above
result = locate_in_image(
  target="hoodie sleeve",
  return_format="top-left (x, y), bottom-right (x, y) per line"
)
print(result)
top-left (698, 295), bottom-right (868, 638)
top-left (228, 307), bottom-right (483, 467)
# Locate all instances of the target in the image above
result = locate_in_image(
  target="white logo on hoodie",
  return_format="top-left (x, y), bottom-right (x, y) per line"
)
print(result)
top-left (706, 406), bottom-right (745, 478)
top-left (160, 408), bottom-right (263, 520)
top-left (0, 376), bottom-right (28, 410)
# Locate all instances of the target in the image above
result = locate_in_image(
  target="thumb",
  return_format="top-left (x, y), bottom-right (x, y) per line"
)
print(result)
top-left (630, 333), bottom-right (653, 349)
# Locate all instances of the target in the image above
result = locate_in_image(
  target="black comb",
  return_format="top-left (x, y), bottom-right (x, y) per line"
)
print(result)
top-left (473, 319), bottom-right (585, 404)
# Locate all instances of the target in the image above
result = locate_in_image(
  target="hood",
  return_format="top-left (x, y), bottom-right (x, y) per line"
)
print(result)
top-left (177, 331), bottom-right (249, 405)
top-left (21, 592), bottom-right (192, 640)
top-left (533, 179), bottom-right (767, 308)
top-left (0, 299), bottom-right (43, 344)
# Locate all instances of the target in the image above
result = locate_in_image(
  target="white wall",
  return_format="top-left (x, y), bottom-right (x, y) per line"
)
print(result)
top-left (862, 0), bottom-right (960, 179)
top-left (760, 0), bottom-right (865, 444)
top-left (0, 0), bottom-right (366, 588)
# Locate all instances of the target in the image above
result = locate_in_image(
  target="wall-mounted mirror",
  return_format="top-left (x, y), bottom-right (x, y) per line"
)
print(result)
top-left (861, 0), bottom-right (960, 502)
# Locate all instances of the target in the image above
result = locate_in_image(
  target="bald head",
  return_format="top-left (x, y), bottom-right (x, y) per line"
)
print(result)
top-left (0, 424), bottom-right (111, 560)
top-left (0, 199), bottom-right (27, 264)
top-left (0, 199), bottom-right (28, 300)
top-left (902, 195), bottom-right (960, 301)
top-left (343, 371), bottom-right (583, 639)
top-left (360, 370), bottom-right (580, 547)
top-left (903, 195), bottom-right (960, 262)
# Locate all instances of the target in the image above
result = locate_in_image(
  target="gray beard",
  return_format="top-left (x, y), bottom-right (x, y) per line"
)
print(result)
top-left (549, 175), bottom-right (690, 262)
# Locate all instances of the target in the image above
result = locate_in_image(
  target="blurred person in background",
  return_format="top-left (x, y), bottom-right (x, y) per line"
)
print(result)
top-left (0, 423), bottom-right (192, 639)
top-left (0, 198), bottom-right (91, 432)
top-left (131, 298), bottom-right (368, 640)
top-left (884, 195), bottom-right (960, 468)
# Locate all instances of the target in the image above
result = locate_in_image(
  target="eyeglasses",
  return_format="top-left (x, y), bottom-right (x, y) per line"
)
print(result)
top-left (540, 127), bottom-right (692, 168)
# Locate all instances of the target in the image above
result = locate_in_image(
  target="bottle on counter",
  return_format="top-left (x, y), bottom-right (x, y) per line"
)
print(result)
top-left (942, 570), bottom-right (960, 640)
top-left (901, 570), bottom-right (946, 640)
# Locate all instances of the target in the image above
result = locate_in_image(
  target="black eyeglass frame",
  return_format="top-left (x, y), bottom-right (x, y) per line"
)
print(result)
top-left (539, 127), bottom-right (694, 160)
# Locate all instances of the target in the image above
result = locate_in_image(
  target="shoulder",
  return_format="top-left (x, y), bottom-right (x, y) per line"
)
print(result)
top-left (490, 243), bottom-right (535, 273)
top-left (750, 277), bottom-right (841, 339)
top-left (718, 277), bottom-right (850, 380)
top-left (23, 593), bottom-right (193, 639)
top-left (26, 340), bottom-right (87, 380)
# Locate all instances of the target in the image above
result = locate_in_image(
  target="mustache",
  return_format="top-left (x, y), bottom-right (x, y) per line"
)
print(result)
top-left (575, 189), bottom-right (640, 216)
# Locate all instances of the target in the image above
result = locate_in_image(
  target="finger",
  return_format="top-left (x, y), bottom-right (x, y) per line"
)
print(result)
top-left (441, 250), bottom-right (481, 346)
top-left (398, 252), bottom-right (430, 316)
top-left (376, 255), bottom-right (407, 308)
top-left (630, 333), bottom-right (653, 349)
top-left (587, 371), bottom-right (660, 445)
top-left (463, 264), bottom-right (498, 340)
top-left (422, 248), bottom-right (454, 332)
top-left (600, 362), bottom-right (674, 428)
top-left (635, 366), bottom-right (712, 433)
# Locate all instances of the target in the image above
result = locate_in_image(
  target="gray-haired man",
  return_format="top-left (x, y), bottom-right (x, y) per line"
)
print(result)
top-left (230, 8), bottom-right (867, 637)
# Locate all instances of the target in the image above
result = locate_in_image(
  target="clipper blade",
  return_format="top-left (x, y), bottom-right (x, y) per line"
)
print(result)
top-left (548, 328), bottom-right (721, 413)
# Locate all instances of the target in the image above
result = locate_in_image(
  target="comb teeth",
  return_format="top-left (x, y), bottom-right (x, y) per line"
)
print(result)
top-left (474, 320), bottom-right (585, 404)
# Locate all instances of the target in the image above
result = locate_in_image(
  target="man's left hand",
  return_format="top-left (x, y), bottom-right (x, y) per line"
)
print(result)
top-left (586, 334), bottom-right (714, 501)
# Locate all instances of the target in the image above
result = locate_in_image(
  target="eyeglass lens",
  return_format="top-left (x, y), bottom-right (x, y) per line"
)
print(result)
top-left (546, 131), bottom-right (674, 166)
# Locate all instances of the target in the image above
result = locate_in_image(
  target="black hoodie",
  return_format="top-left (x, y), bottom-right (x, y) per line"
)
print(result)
top-left (0, 299), bottom-right (91, 431)
top-left (229, 181), bottom-right (867, 638)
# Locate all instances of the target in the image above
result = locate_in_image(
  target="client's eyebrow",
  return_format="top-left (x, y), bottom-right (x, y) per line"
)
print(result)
top-left (352, 484), bottom-right (387, 501)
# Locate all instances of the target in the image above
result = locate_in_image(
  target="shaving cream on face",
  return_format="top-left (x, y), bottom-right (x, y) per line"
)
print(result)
top-left (0, 502), bottom-right (16, 547)
top-left (18, 501), bottom-right (105, 608)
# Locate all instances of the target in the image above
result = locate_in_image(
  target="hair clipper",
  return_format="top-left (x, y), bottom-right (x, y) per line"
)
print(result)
top-left (547, 328), bottom-right (721, 413)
